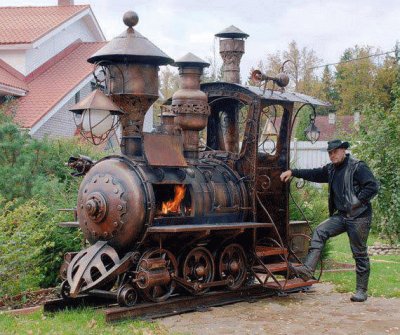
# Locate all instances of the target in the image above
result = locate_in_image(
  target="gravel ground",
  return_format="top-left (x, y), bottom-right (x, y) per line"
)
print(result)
top-left (160, 283), bottom-right (400, 335)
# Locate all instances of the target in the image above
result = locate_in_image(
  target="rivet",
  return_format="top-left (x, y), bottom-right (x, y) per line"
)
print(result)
top-left (117, 205), bottom-right (123, 211)
top-left (103, 232), bottom-right (108, 238)
top-left (105, 177), bottom-right (110, 183)
top-left (113, 221), bottom-right (119, 227)
top-left (114, 188), bottom-right (118, 194)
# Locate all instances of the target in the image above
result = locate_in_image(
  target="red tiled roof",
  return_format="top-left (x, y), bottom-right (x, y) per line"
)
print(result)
top-left (14, 41), bottom-right (106, 128)
top-left (315, 115), bottom-right (357, 141)
top-left (0, 58), bottom-right (28, 92)
top-left (0, 5), bottom-right (89, 45)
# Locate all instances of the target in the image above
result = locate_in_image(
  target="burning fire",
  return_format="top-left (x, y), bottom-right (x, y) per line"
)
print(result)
top-left (162, 185), bottom-right (186, 214)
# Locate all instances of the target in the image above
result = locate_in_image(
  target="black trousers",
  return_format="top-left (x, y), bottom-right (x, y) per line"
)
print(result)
top-left (305, 213), bottom-right (372, 289)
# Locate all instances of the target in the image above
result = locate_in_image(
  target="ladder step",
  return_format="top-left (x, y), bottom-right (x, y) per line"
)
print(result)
top-left (255, 246), bottom-right (288, 257)
top-left (253, 262), bottom-right (301, 274)
top-left (264, 277), bottom-right (318, 290)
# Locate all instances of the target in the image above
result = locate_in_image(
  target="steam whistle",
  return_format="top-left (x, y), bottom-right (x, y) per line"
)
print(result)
top-left (251, 69), bottom-right (289, 93)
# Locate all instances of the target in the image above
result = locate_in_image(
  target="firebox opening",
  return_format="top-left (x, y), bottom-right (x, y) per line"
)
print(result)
top-left (153, 184), bottom-right (192, 217)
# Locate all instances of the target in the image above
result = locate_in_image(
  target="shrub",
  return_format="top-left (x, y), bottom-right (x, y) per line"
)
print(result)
top-left (0, 109), bottom-right (105, 296)
top-left (289, 182), bottom-right (332, 259)
top-left (0, 199), bottom-right (82, 297)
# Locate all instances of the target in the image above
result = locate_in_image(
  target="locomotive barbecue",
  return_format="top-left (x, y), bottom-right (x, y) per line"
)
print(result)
top-left (57, 10), bottom-right (330, 312)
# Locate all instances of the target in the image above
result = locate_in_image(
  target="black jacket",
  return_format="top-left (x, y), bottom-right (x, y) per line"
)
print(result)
top-left (292, 154), bottom-right (379, 218)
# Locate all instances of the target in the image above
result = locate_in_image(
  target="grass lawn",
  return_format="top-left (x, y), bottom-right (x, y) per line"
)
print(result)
top-left (0, 308), bottom-right (173, 335)
top-left (321, 233), bottom-right (400, 298)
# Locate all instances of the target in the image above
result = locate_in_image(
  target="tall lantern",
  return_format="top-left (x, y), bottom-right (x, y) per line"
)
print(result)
top-left (86, 11), bottom-right (174, 156)
top-left (70, 89), bottom-right (123, 145)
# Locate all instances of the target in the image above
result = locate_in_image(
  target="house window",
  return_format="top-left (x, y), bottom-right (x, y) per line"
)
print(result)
top-left (75, 91), bottom-right (80, 104)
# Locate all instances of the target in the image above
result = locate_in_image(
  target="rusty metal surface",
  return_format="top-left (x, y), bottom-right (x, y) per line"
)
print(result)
top-left (172, 54), bottom-right (210, 158)
top-left (219, 39), bottom-right (245, 83)
top-left (174, 52), bottom-right (210, 67)
top-left (88, 12), bottom-right (173, 65)
top-left (246, 85), bottom-right (331, 106)
top-left (143, 133), bottom-right (187, 167)
top-left (77, 158), bottom-right (148, 250)
top-left (66, 241), bottom-right (133, 297)
top-left (147, 222), bottom-right (273, 233)
top-left (215, 25), bottom-right (249, 39)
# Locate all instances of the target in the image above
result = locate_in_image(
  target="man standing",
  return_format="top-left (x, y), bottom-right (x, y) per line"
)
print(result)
top-left (280, 139), bottom-right (379, 302)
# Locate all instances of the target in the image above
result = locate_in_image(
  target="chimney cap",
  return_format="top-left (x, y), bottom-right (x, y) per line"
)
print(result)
top-left (87, 11), bottom-right (174, 65)
top-left (173, 52), bottom-right (210, 68)
top-left (215, 25), bottom-right (249, 39)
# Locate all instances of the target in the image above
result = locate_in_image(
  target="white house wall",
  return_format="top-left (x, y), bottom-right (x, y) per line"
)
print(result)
top-left (25, 19), bottom-right (98, 76)
top-left (0, 50), bottom-right (26, 75)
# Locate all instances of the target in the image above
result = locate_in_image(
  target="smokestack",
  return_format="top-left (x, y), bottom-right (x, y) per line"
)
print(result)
top-left (58, 0), bottom-right (74, 5)
top-left (354, 111), bottom-right (360, 130)
top-left (172, 53), bottom-right (210, 159)
top-left (213, 26), bottom-right (249, 153)
top-left (215, 25), bottom-right (249, 84)
top-left (328, 111), bottom-right (336, 125)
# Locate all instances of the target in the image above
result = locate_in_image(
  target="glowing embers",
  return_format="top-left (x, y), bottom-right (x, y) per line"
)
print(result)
top-left (154, 184), bottom-right (191, 217)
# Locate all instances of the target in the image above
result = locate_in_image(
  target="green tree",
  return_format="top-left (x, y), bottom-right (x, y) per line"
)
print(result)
top-left (351, 85), bottom-right (400, 242)
top-left (333, 45), bottom-right (397, 115)
top-left (320, 65), bottom-right (338, 105)
top-left (260, 41), bottom-right (322, 95)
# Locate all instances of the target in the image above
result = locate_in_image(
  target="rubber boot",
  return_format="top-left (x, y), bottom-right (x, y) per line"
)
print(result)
top-left (350, 272), bottom-right (369, 302)
top-left (289, 249), bottom-right (320, 282)
top-left (288, 263), bottom-right (313, 281)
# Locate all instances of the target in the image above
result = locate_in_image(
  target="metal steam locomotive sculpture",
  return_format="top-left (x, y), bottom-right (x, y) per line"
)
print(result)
top-left (60, 10), bottom-right (329, 309)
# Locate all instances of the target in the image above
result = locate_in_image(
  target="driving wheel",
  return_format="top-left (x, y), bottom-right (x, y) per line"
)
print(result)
top-left (218, 243), bottom-right (247, 290)
top-left (182, 246), bottom-right (215, 294)
top-left (136, 248), bottom-right (178, 302)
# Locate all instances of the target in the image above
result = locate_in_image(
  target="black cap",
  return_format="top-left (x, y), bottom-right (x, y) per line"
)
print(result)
top-left (327, 139), bottom-right (350, 152)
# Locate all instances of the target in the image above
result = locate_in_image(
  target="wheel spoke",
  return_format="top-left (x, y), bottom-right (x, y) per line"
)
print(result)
top-left (136, 248), bottom-right (177, 303)
top-left (218, 244), bottom-right (247, 290)
top-left (182, 247), bottom-right (215, 294)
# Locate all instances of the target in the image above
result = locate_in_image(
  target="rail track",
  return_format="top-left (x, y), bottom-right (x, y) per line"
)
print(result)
top-left (43, 284), bottom-right (315, 322)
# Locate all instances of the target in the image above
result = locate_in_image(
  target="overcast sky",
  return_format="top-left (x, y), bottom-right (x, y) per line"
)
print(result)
top-left (2, 0), bottom-right (400, 78)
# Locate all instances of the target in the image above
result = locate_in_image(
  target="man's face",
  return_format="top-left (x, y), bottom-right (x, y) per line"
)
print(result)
top-left (328, 148), bottom-right (346, 165)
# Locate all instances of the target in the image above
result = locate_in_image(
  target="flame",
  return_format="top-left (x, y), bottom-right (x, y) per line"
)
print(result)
top-left (162, 185), bottom-right (186, 214)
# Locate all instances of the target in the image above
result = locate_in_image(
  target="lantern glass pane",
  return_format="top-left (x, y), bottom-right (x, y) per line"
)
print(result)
top-left (82, 109), bottom-right (115, 136)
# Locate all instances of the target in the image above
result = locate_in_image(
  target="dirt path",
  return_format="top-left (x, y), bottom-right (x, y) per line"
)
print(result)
top-left (160, 283), bottom-right (400, 335)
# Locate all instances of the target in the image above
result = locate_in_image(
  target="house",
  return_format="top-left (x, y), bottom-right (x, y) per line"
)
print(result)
top-left (0, 0), bottom-right (107, 139)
